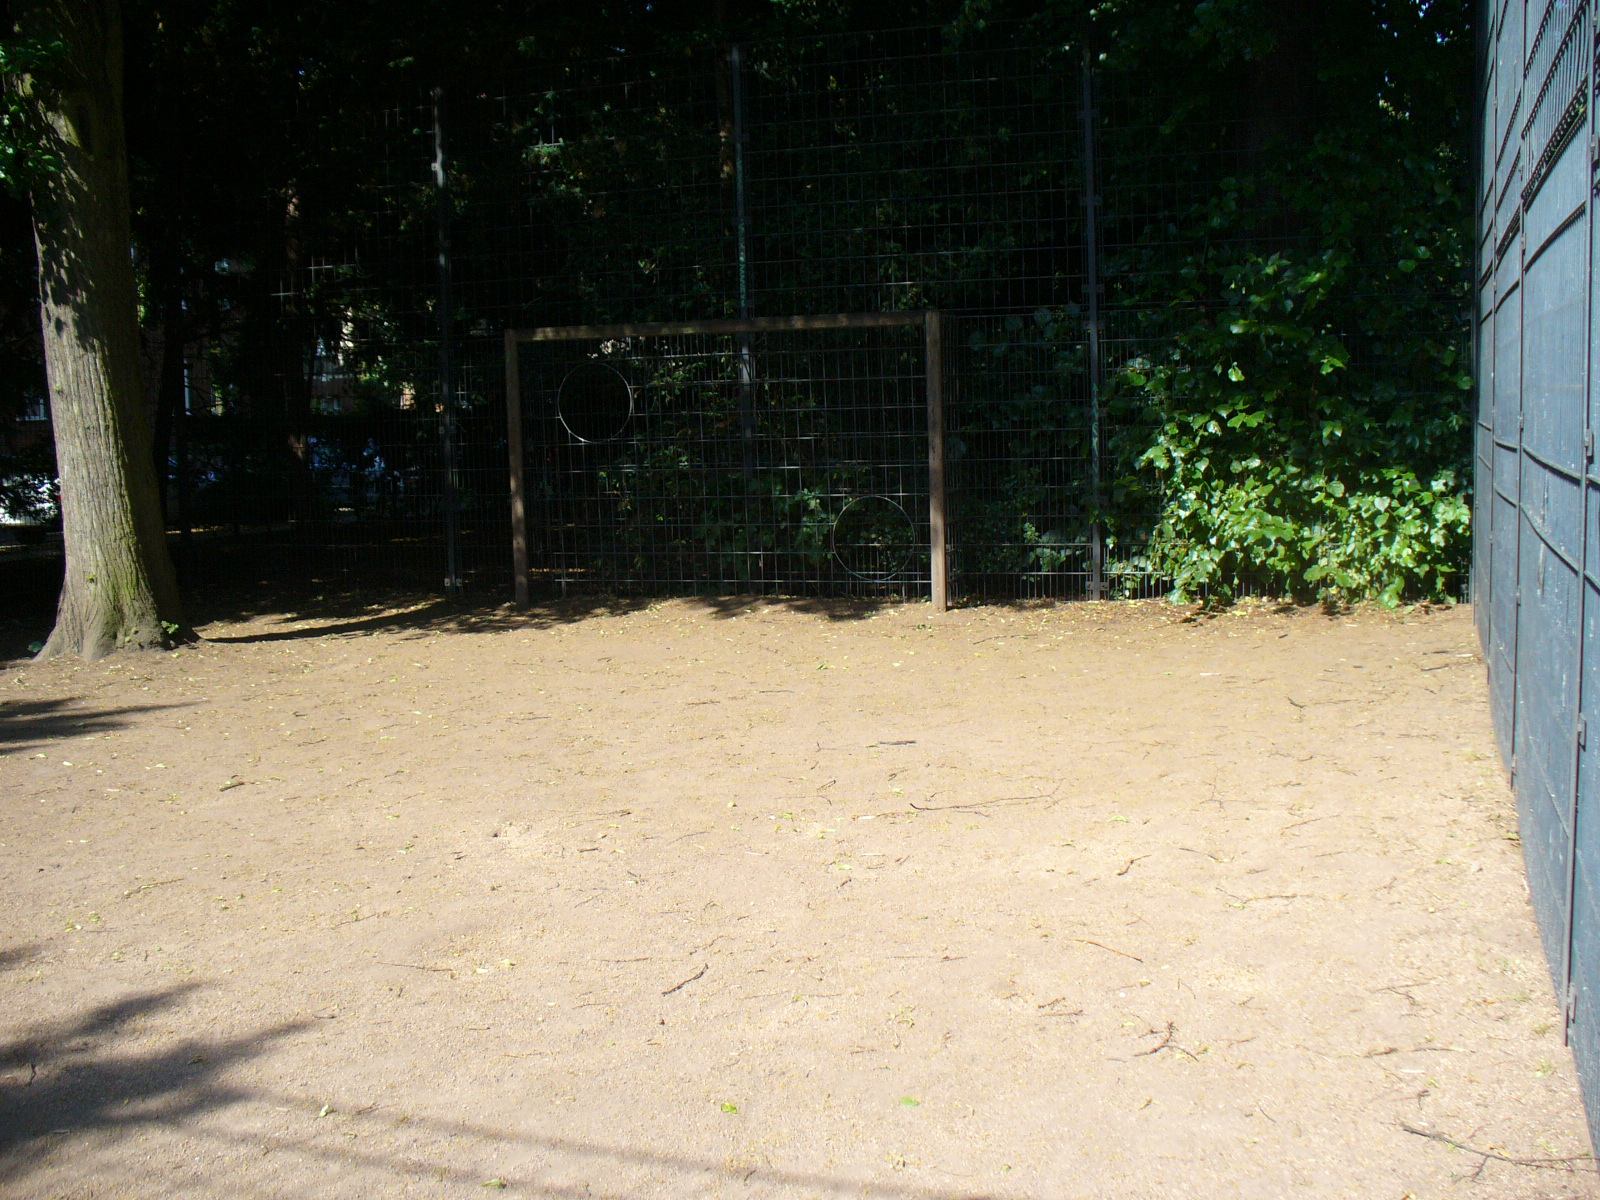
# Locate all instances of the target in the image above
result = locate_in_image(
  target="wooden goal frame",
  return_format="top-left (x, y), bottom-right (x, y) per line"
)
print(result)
top-left (504, 311), bottom-right (948, 610)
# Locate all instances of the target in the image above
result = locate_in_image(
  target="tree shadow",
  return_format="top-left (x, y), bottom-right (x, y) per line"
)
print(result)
top-left (193, 585), bottom-right (907, 644)
top-left (0, 981), bottom-right (996, 1198)
top-left (0, 984), bottom-right (310, 1188)
top-left (689, 593), bottom-right (902, 622)
top-left (195, 590), bottom-right (651, 644)
top-left (0, 697), bottom-right (191, 751)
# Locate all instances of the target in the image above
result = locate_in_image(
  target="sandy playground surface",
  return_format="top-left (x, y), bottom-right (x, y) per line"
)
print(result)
top-left (0, 595), bottom-right (1596, 1199)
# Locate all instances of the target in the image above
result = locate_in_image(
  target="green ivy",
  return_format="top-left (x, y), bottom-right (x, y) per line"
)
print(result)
top-left (1104, 130), bottom-right (1472, 605)
top-left (0, 35), bottom-right (66, 196)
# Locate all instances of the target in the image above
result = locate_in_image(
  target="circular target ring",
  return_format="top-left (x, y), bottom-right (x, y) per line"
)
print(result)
top-left (558, 362), bottom-right (634, 443)
top-left (831, 495), bottom-right (916, 581)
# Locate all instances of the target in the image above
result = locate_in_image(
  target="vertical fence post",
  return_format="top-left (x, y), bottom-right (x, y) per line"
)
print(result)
top-left (1079, 47), bottom-right (1105, 600)
top-left (731, 45), bottom-right (757, 484)
top-left (506, 332), bottom-right (528, 605)
top-left (174, 350), bottom-right (192, 578)
top-left (433, 86), bottom-right (463, 594)
top-left (731, 45), bottom-right (752, 318)
top-left (925, 311), bottom-right (948, 613)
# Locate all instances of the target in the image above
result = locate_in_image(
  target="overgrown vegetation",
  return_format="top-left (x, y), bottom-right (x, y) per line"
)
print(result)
top-left (1083, 0), bottom-right (1474, 603)
top-left (1105, 136), bottom-right (1471, 603)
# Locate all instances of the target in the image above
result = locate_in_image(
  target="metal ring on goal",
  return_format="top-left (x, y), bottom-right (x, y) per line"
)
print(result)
top-left (557, 361), bottom-right (634, 443)
top-left (830, 495), bottom-right (916, 581)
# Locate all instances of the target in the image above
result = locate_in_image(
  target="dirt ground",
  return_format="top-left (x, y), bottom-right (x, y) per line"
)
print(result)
top-left (0, 595), bottom-right (1596, 1199)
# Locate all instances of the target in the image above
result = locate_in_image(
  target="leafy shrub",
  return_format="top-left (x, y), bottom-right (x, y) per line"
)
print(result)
top-left (1104, 132), bottom-right (1472, 604)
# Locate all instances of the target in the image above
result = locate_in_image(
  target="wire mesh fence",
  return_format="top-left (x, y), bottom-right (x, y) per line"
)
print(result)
top-left (140, 22), bottom-right (1302, 604)
top-left (506, 314), bottom-right (942, 602)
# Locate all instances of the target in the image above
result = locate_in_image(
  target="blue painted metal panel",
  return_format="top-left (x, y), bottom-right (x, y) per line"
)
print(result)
top-left (1524, 450), bottom-right (1584, 563)
top-left (1496, 152), bottom-right (1524, 262)
top-left (1526, 134), bottom-right (1587, 259)
top-left (1523, 163), bottom-right (1588, 476)
top-left (1495, 437), bottom-right (1523, 501)
top-left (1515, 512), bottom-right (1580, 979)
top-left (1494, 1), bottom-right (1523, 167)
top-left (1495, 280), bottom-right (1523, 447)
top-left (1493, 489), bottom-right (1521, 763)
top-left (1481, 306), bottom-right (1497, 429)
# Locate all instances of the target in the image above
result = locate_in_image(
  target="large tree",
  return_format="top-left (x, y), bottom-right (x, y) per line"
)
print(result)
top-left (8, 0), bottom-right (185, 658)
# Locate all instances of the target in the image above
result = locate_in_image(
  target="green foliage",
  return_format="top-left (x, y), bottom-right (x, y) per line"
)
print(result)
top-left (0, 34), bottom-right (66, 196)
top-left (1034, 0), bottom-right (1479, 605)
top-left (1105, 130), bottom-right (1471, 604)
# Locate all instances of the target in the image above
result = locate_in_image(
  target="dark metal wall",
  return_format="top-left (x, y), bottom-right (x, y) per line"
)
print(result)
top-left (1476, 0), bottom-right (1600, 1150)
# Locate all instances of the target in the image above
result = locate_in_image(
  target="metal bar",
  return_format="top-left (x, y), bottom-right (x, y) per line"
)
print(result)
top-left (176, 354), bottom-right (192, 557)
top-left (1559, 0), bottom-right (1595, 1047)
top-left (731, 44), bottom-right (757, 484)
top-left (506, 331), bottom-right (528, 605)
top-left (1079, 48), bottom-right (1105, 600)
top-left (433, 86), bottom-right (462, 595)
top-left (731, 44), bottom-right (752, 320)
top-left (926, 310), bottom-right (948, 613)
top-left (512, 312), bottom-right (930, 342)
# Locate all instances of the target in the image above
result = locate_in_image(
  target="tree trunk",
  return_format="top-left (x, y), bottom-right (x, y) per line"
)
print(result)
top-left (15, 0), bottom-right (187, 660)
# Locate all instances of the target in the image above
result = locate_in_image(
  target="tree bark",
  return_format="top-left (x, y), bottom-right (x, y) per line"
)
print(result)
top-left (15, 0), bottom-right (186, 659)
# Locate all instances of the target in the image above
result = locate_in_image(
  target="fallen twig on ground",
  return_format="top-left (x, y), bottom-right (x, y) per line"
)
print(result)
top-left (1134, 1021), bottom-right (1200, 1061)
top-left (121, 878), bottom-right (184, 899)
top-left (1400, 1123), bottom-right (1596, 1178)
top-left (910, 789), bottom-right (1058, 813)
top-left (379, 961), bottom-right (456, 977)
top-left (661, 964), bottom-right (707, 996)
top-left (1037, 998), bottom-right (1084, 1017)
top-left (1218, 889), bottom-right (1303, 907)
top-left (1069, 938), bottom-right (1142, 962)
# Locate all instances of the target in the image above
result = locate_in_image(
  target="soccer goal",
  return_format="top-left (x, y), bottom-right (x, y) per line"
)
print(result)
top-left (504, 312), bottom-right (948, 610)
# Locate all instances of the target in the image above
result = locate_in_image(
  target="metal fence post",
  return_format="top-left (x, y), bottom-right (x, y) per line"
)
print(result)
top-left (926, 310), bottom-right (948, 613)
top-left (433, 86), bottom-right (463, 595)
top-left (731, 45), bottom-right (757, 484)
top-left (1079, 47), bottom-right (1105, 600)
top-left (506, 332), bottom-right (528, 605)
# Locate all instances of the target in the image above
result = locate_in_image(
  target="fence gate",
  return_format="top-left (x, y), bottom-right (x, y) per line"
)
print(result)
top-left (1477, 0), bottom-right (1600, 1149)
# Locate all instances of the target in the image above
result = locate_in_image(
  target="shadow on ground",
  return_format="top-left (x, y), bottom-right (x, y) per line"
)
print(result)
top-left (0, 698), bottom-right (192, 751)
top-left (193, 587), bottom-right (908, 645)
top-left (0, 980), bottom-right (1002, 1198)
top-left (0, 985), bottom-right (310, 1189)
